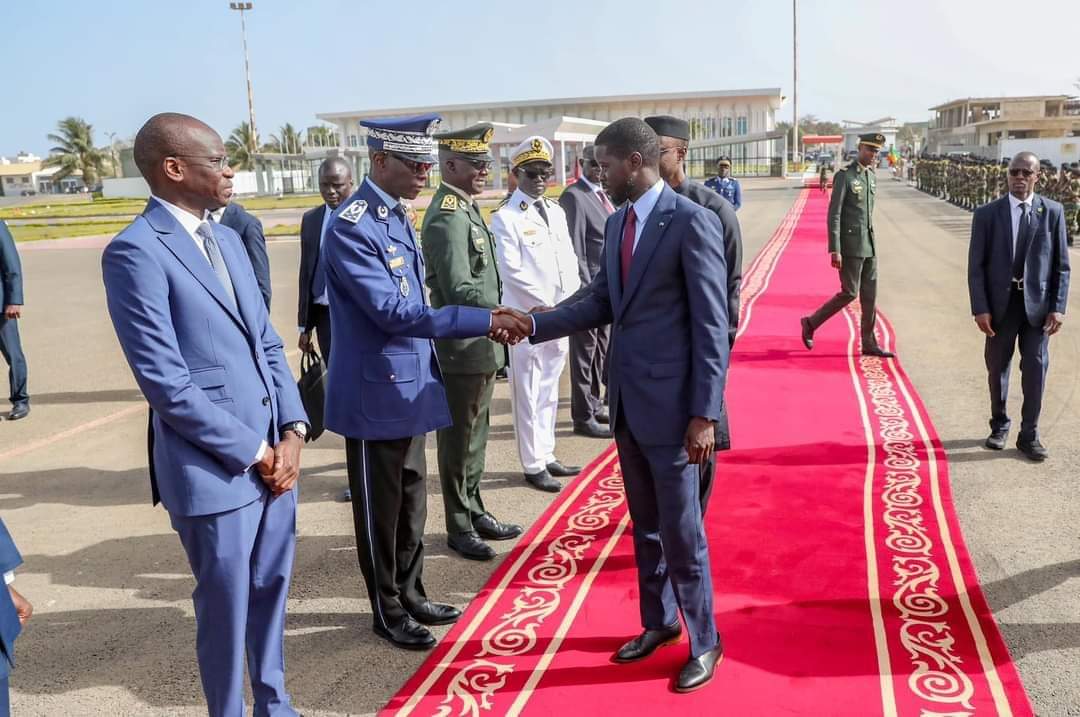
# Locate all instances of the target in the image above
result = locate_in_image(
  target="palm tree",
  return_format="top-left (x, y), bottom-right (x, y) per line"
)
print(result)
top-left (306, 125), bottom-right (338, 148)
top-left (226, 122), bottom-right (257, 171)
top-left (44, 117), bottom-right (108, 187)
top-left (268, 123), bottom-right (303, 155)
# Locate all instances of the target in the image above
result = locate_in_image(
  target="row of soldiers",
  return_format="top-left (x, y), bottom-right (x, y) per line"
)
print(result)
top-left (915, 155), bottom-right (1080, 244)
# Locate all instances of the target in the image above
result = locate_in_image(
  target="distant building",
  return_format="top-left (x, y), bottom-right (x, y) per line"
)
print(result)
top-left (0, 160), bottom-right (86, 196)
top-left (927, 95), bottom-right (1080, 156)
top-left (841, 117), bottom-right (900, 154)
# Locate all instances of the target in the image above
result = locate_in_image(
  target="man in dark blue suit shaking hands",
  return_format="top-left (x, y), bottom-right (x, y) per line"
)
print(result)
top-left (505, 118), bottom-right (730, 692)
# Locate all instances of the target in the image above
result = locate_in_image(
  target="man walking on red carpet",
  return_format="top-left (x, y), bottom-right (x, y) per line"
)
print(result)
top-left (503, 118), bottom-right (729, 693)
top-left (800, 133), bottom-right (895, 358)
top-left (968, 151), bottom-right (1070, 462)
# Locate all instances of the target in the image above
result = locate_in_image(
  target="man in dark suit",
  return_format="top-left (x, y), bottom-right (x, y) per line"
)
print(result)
top-left (0, 517), bottom-right (32, 716)
top-left (102, 113), bottom-right (308, 716)
top-left (0, 221), bottom-right (29, 421)
top-left (558, 146), bottom-right (614, 439)
top-left (968, 151), bottom-right (1070, 461)
top-left (216, 201), bottom-right (272, 309)
top-left (511, 118), bottom-right (729, 692)
top-left (645, 114), bottom-right (742, 511)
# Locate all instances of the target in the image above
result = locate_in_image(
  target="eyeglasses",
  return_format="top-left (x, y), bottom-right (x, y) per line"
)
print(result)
top-left (459, 157), bottom-right (493, 171)
top-left (523, 168), bottom-right (554, 181)
top-left (1008, 168), bottom-right (1036, 178)
top-left (175, 155), bottom-right (229, 171)
top-left (388, 152), bottom-right (433, 175)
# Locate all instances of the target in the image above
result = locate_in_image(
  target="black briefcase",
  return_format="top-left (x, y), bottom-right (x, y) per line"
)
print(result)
top-left (296, 350), bottom-right (327, 442)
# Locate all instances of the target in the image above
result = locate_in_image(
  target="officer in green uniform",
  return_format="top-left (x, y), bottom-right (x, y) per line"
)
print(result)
top-left (421, 123), bottom-right (523, 562)
top-left (800, 133), bottom-right (895, 358)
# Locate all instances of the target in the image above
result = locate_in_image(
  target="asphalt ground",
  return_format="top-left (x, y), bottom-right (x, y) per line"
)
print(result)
top-left (2, 177), bottom-right (1076, 715)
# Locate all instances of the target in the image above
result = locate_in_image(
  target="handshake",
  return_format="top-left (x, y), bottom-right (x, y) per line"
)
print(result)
top-left (489, 305), bottom-right (550, 345)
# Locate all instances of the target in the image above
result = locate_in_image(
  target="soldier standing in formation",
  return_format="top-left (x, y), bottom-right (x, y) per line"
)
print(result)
top-left (422, 123), bottom-right (523, 562)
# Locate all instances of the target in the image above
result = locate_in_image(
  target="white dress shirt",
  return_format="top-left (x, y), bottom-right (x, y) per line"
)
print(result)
top-left (627, 179), bottom-right (666, 252)
top-left (150, 195), bottom-right (267, 467)
top-left (1008, 191), bottom-right (1035, 257)
top-left (3, 571), bottom-right (12, 585)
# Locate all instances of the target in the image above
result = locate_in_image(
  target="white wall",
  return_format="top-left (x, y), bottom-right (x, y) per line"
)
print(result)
top-left (998, 138), bottom-right (1080, 167)
top-left (103, 171), bottom-right (259, 199)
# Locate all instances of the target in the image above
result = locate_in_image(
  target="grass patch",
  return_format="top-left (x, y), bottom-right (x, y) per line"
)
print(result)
top-left (0, 200), bottom-right (146, 220)
top-left (11, 221), bottom-right (129, 242)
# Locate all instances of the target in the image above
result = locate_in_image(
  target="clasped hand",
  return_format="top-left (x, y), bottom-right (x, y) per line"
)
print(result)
top-left (489, 306), bottom-right (539, 345)
top-left (257, 432), bottom-right (303, 497)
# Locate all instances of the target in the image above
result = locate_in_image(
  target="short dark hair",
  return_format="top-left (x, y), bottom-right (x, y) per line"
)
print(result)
top-left (594, 118), bottom-right (659, 166)
top-left (318, 156), bottom-right (352, 178)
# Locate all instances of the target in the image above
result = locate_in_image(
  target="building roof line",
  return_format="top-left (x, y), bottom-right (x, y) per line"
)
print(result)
top-left (929, 95), bottom-right (1074, 111)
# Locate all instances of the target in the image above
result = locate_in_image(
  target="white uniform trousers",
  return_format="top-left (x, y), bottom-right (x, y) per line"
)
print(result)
top-left (509, 336), bottom-right (569, 473)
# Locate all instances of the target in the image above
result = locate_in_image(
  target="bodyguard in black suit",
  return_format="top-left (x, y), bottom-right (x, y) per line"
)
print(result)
top-left (217, 201), bottom-right (272, 309)
top-left (0, 221), bottom-right (29, 421)
top-left (558, 146), bottom-right (613, 439)
top-left (968, 151), bottom-right (1070, 461)
top-left (298, 157), bottom-right (354, 360)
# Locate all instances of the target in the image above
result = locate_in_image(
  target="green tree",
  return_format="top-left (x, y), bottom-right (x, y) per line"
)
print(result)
top-left (306, 125), bottom-right (338, 148)
top-left (226, 122), bottom-right (257, 170)
top-left (43, 117), bottom-right (108, 186)
top-left (267, 123), bottom-right (303, 155)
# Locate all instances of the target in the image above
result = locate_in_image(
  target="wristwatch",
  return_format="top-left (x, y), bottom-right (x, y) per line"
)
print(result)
top-left (282, 421), bottom-right (308, 441)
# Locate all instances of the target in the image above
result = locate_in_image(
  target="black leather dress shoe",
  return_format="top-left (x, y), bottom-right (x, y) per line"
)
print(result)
top-left (373, 617), bottom-right (436, 651)
top-left (861, 346), bottom-right (896, 358)
top-left (546, 460), bottom-right (581, 477)
top-left (448, 532), bottom-right (496, 561)
top-left (595, 408), bottom-right (610, 424)
top-left (474, 513), bottom-right (523, 541)
top-left (1017, 438), bottom-right (1048, 462)
top-left (525, 469), bottom-right (562, 493)
top-left (613, 623), bottom-right (682, 663)
top-left (800, 317), bottom-right (814, 350)
top-left (573, 420), bottom-right (612, 439)
top-left (985, 428), bottom-right (1008, 450)
top-left (407, 600), bottom-right (461, 626)
top-left (7, 403), bottom-right (29, 421)
top-left (675, 638), bottom-right (724, 693)
top-left (338, 488), bottom-right (352, 502)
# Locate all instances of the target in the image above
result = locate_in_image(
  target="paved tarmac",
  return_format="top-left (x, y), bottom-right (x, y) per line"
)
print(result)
top-left (2, 177), bottom-right (1076, 715)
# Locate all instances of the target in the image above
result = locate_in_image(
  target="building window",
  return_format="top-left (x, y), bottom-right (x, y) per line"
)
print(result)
top-left (722, 117), bottom-right (733, 137)
top-left (736, 116), bottom-right (748, 135)
top-left (348, 134), bottom-right (358, 148)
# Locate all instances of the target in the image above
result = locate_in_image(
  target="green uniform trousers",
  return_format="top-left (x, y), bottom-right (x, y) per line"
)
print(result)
top-left (437, 371), bottom-right (497, 536)
top-left (808, 255), bottom-right (879, 348)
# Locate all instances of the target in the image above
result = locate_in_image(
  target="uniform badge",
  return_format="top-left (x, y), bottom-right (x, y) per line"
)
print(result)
top-left (399, 275), bottom-right (410, 297)
top-left (387, 244), bottom-right (397, 254)
top-left (519, 200), bottom-right (528, 211)
top-left (440, 194), bottom-right (458, 211)
top-left (389, 256), bottom-right (405, 269)
top-left (377, 205), bottom-right (389, 220)
top-left (338, 200), bottom-right (368, 224)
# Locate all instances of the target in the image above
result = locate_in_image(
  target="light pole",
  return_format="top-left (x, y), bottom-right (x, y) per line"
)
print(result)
top-left (105, 131), bottom-right (120, 178)
top-left (229, 2), bottom-right (259, 156)
top-left (792, 0), bottom-right (799, 167)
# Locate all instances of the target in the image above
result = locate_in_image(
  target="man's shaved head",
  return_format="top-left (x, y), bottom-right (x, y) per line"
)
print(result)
top-left (134, 112), bottom-right (234, 214)
top-left (318, 156), bottom-right (352, 180)
top-left (318, 156), bottom-right (354, 209)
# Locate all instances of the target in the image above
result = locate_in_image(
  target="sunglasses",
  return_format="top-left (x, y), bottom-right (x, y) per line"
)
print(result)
top-left (523, 168), bottom-right (554, 181)
top-left (388, 153), bottom-right (433, 174)
top-left (1008, 168), bottom-right (1036, 178)
top-left (459, 157), bottom-right (493, 171)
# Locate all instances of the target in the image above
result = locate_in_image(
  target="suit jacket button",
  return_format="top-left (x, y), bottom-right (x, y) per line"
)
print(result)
top-left (262, 396), bottom-right (270, 406)
top-left (389, 373), bottom-right (396, 381)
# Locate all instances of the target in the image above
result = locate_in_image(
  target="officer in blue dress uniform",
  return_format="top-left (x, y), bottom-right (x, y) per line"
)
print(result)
top-left (704, 157), bottom-right (742, 210)
top-left (322, 113), bottom-right (522, 651)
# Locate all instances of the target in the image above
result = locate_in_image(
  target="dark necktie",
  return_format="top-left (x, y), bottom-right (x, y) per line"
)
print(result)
top-left (196, 222), bottom-right (238, 311)
top-left (1012, 203), bottom-right (1031, 281)
top-left (620, 206), bottom-right (637, 285)
top-left (533, 200), bottom-right (550, 227)
top-left (596, 189), bottom-right (615, 215)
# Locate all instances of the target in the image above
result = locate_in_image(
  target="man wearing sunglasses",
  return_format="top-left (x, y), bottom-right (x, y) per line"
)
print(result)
top-left (421, 123), bottom-right (522, 562)
top-left (322, 114), bottom-right (526, 650)
top-left (968, 151), bottom-right (1070, 461)
top-left (492, 136), bottom-right (582, 493)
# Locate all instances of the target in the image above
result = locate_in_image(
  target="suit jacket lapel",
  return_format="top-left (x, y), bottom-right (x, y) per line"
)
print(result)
top-left (607, 207), bottom-right (626, 311)
top-left (999, 196), bottom-right (1014, 258)
top-left (619, 187), bottom-right (675, 312)
top-left (144, 200), bottom-right (247, 332)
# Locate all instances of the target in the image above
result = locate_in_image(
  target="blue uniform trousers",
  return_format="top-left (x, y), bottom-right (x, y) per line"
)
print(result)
top-left (613, 415), bottom-right (719, 659)
top-left (170, 491), bottom-right (298, 717)
top-left (0, 675), bottom-right (8, 717)
top-left (0, 317), bottom-right (27, 406)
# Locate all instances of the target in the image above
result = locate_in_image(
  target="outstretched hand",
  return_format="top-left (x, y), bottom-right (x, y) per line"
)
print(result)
top-left (490, 307), bottom-right (533, 345)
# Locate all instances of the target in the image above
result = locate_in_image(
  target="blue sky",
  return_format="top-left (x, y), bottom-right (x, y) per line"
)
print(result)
top-left (3, 0), bottom-right (1078, 156)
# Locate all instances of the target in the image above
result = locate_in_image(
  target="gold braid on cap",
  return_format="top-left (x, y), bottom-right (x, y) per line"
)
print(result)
top-left (439, 138), bottom-right (490, 153)
top-left (513, 138), bottom-right (551, 168)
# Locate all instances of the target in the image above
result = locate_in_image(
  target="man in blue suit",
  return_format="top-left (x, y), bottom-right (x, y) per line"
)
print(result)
top-left (507, 118), bottom-right (729, 692)
top-left (323, 114), bottom-right (523, 651)
top-left (969, 151), bottom-right (1070, 461)
top-left (0, 220), bottom-right (29, 421)
top-left (102, 113), bottom-right (309, 716)
top-left (216, 201), bottom-right (272, 310)
top-left (0, 517), bottom-right (32, 717)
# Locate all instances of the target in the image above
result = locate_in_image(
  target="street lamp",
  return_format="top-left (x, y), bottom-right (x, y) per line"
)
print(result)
top-left (105, 131), bottom-right (120, 178)
top-left (792, 0), bottom-right (799, 166)
top-left (229, 2), bottom-right (259, 156)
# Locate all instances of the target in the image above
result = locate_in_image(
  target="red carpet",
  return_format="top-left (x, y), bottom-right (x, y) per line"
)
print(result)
top-left (382, 189), bottom-right (1032, 716)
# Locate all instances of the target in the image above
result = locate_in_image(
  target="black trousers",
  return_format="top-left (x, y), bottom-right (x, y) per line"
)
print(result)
top-left (345, 435), bottom-right (428, 628)
top-left (0, 316), bottom-right (27, 406)
top-left (569, 325), bottom-right (609, 424)
top-left (985, 288), bottom-right (1049, 441)
top-left (310, 303), bottom-right (332, 362)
